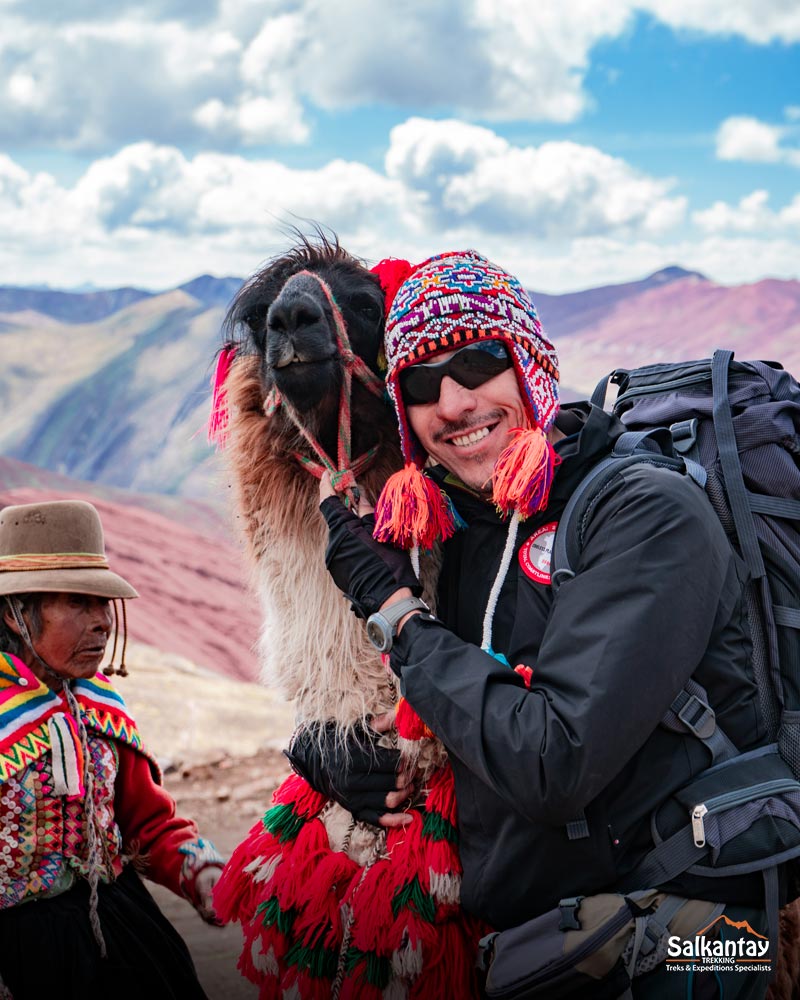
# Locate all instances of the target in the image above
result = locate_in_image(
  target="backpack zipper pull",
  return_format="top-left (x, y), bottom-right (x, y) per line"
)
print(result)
top-left (691, 803), bottom-right (708, 847)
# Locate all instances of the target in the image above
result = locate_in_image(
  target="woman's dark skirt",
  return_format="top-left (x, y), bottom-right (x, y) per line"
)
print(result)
top-left (0, 865), bottom-right (207, 999)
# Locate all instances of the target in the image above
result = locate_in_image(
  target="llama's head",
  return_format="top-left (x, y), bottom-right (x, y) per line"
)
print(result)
top-left (224, 232), bottom-right (390, 459)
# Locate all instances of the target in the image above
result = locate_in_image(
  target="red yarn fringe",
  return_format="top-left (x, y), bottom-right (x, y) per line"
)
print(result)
top-left (425, 764), bottom-right (458, 828)
top-left (373, 464), bottom-right (455, 550)
top-left (213, 817), bottom-right (281, 923)
top-left (218, 769), bottom-right (485, 998)
top-left (207, 345), bottom-right (236, 446)
top-left (272, 773), bottom-right (328, 818)
top-left (491, 426), bottom-right (559, 518)
top-left (395, 697), bottom-right (436, 740)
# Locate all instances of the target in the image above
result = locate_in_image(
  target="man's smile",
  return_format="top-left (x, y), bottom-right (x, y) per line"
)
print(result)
top-left (450, 425), bottom-right (493, 448)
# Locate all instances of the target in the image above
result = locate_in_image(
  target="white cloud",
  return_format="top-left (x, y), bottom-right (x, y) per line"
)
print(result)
top-left (638, 0), bottom-right (800, 45)
top-left (693, 189), bottom-right (800, 234)
top-left (716, 116), bottom-right (800, 168)
top-left (1, 1), bottom-right (798, 152)
top-left (7, 121), bottom-right (794, 295)
top-left (0, 14), bottom-right (287, 151)
top-left (386, 118), bottom-right (686, 237)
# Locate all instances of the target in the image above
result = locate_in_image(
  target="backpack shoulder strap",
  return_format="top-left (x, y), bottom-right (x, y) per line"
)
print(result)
top-left (551, 429), bottom-right (684, 594)
top-left (551, 424), bottom-right (736, 764)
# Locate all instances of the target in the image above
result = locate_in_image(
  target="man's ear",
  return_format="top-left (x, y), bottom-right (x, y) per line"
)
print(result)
top-left (3, 602), bottom-right (22, 635)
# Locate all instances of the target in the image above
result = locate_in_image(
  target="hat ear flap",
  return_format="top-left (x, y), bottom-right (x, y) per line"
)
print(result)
top-left (373, 464), bottom-right (455, 550)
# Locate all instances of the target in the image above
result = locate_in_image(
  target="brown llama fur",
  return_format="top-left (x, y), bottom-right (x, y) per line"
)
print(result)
top-left (225, 353), bottom-right (403, 727)
top-left (221, 235), bottom-right (445, 778)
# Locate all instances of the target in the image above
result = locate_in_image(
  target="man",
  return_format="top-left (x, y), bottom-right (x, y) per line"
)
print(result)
top-left (0, 499), bottom-right (223, 999)
top-left (306, 250), bottom-right (779, 998)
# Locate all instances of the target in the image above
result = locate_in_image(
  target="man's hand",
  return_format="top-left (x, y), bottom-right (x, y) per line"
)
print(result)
top-left (319, 473), bottom-right (420, 619)
top-left (285, 714), bottom-right (414, 828)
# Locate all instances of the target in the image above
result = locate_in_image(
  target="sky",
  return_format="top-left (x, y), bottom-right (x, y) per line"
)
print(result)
top-left (0, 0), bottom-right (798, 293)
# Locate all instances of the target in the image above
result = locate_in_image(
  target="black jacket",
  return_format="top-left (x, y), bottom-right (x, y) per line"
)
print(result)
top-left (391, 403), bottom-right (766, 929)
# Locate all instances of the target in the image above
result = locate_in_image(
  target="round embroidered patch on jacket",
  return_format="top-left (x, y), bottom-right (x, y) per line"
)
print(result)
top-left (518, 521), bottom-right (558, 585)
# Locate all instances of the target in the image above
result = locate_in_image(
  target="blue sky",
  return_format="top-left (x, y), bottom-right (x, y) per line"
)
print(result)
top-left (0, 1), bottom-right (798, 293)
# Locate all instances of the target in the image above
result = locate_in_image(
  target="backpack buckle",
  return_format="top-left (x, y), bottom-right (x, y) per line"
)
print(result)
top-left (558, 896), bottom-right (585, 931)
top-left (670, 418), bottom-right (699, 455)
top-left (676, 693), bottom-right (716, 740)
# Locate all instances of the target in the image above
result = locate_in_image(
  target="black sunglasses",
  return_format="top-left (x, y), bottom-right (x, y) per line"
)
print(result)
top-left (399, 341), bottom-right (512, 405)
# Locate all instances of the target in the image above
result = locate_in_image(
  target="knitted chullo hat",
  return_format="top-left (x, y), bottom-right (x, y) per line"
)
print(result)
top-left (373, 250), bottom-right (560, 550)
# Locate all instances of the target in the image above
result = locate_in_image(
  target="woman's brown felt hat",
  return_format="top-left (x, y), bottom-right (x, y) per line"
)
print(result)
top-left (0, 500), bottom-right (138, 599)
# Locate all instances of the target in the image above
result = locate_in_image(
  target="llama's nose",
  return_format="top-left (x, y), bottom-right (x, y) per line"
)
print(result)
top-left (267, 273), bottom-right (327, 339)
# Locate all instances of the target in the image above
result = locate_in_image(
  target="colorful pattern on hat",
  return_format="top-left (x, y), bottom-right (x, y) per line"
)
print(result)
top-left (384, 250), bottom-right (560, 468)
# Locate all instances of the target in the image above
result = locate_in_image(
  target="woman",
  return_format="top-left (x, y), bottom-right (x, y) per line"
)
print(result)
top-left (0, 499), bottom-right (224, 1000)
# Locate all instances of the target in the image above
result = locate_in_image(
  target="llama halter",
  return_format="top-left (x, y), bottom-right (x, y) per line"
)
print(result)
top-left (209, 271), bottom-right (386, 507)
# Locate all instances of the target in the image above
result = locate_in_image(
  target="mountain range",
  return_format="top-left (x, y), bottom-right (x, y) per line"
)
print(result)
top-left (3, 263), bottom-right (799, 681)
top-left (3, 264), bottom-right (799, 500)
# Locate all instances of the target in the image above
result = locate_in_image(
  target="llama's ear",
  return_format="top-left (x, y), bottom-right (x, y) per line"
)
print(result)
top-left (370, 258), bottom-right (413, 315)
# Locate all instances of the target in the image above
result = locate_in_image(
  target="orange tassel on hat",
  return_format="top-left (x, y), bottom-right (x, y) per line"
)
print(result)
top-left (373, 464), bottom-right (455, 550)
top-left (491, 425), bottom-right (560, 519)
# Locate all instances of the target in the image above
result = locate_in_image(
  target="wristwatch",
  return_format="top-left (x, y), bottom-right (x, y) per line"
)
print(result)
top-left (366, 596), bottom-right (432, 653)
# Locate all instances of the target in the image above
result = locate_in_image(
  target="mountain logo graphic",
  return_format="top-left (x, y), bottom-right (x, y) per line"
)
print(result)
top-left (695, 914), bottom-right (768, 940)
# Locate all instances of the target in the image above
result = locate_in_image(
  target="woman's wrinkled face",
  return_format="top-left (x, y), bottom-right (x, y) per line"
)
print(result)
top-left (10, 593), bottom-right (113, 686)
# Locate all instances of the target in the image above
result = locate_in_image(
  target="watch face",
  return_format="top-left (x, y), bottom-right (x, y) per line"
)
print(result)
top-left (366, 616), bottom-right (391, 652)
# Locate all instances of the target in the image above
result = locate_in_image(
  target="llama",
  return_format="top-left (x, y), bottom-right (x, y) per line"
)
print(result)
top-left (211, 234), bottom-right (484, 999)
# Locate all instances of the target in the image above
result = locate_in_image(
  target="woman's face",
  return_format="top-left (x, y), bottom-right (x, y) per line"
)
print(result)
top-left (7, 593), bottom-right (113, 687)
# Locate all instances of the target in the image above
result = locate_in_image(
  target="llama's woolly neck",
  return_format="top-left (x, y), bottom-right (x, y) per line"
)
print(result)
top-left (225, 357), bottom-right (400, 729)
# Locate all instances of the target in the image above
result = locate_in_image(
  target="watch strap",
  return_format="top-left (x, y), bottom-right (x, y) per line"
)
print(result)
top-left (381, 596), bottom-right (430, 631)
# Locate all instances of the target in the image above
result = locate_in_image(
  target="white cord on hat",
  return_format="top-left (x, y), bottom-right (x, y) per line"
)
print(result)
top-left (480, 510), bottom-right (520, 655)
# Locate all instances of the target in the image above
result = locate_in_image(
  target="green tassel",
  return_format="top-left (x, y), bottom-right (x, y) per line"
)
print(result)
top-left (391, 875), bottom-right (436, 923)
top-left (263, 802), bottom-right (305, 842)
top-left (285, 940), bottom-right (338, 979)
top-left (345, 947), bottom-right (392, 989)
top-left (256, 896), bottom-right (296, 935)
top-left (422, 810), bottom-right (459, 844)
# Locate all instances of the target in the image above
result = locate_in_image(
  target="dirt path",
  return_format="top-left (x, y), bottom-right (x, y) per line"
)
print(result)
top-left (151, 748), bottom-right (293, 999)
top-left (117, 644), bottom-right (297, 999)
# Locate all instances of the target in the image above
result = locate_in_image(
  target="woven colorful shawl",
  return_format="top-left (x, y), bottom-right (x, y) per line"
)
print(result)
top-left (0, 652), bottom-right (158, 785)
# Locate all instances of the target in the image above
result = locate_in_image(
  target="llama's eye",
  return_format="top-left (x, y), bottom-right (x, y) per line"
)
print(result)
top-left (350, 294), bottom-right (382, 323)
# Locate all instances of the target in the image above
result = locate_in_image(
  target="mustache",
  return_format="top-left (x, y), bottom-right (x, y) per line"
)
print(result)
top-left (432, 411), bottom-right (503, 444)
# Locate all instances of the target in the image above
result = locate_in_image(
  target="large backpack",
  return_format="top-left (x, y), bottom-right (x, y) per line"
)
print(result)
top-left (551, 350), bottom-right (800, 941)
